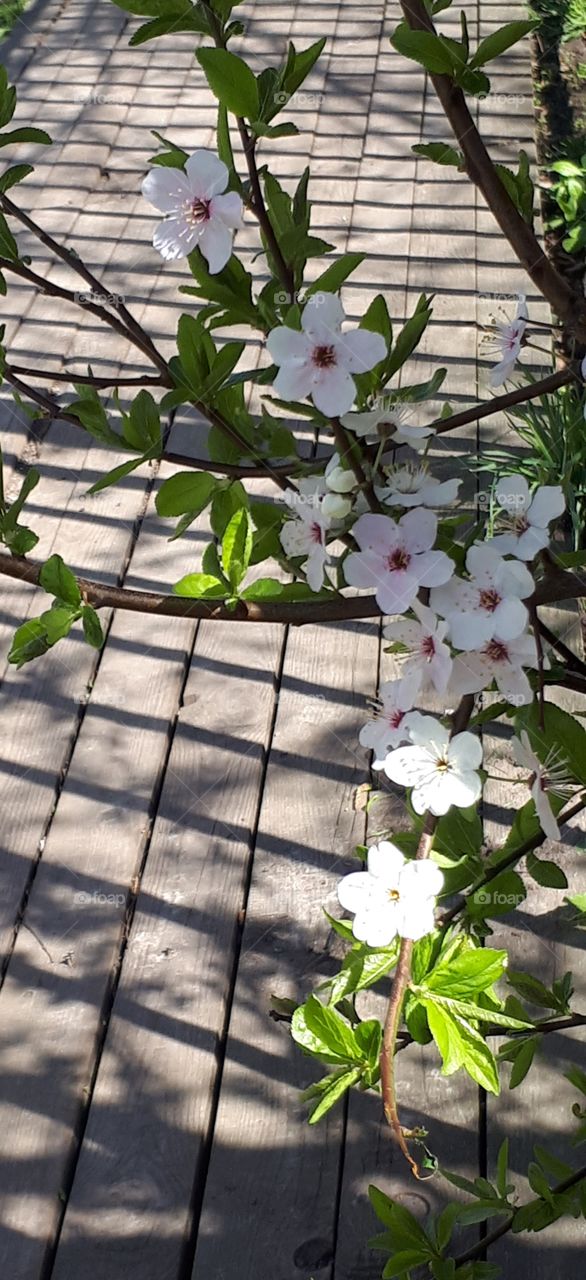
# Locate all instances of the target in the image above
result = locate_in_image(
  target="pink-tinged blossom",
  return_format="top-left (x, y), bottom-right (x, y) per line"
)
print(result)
top-left (343, 509), bottom-right (454, 616)
top-left (448, 632), bottom-right (543, 706)
top-left (266, 294), bottom-right (387, 417)
top-left (359, 677), bottom-right (420, 766)
top-left (431, 543), bottom-right (534, 651)
top-left (486, 294), bottom-right (527, 387)
top-left (142, 150), bottom-right (243, 272)
top-left (513, 731), bottom-right (576, 842)
top-left (384, 601), bottom-right (453, 695)
top-left (337, 840), bottom-right (444, 945)
top-left (280, 503), bottom-right (331, 592)
top-left (340, 404), bottom-right (435, 452)
top-left (377, 461), bottom-right (461, 509)
top-left (382, 715), bottom-right (482, 816)
top-left (489, 475), bottom-right (565, 561)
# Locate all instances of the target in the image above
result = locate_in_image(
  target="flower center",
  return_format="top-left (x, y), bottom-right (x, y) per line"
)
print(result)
top-left (478, 587), bottom-right (501, 613)
top-left (485, 639), bottom-right (509, 663)
top-left (310, 521), bottom-right (324, 545)
top-left (312, 344), bottom-right (337, 369)
top-left (387, 887), bottom-right (401, 901)
top-left (388, 709), bottom-right (405, 730)
top-left (421, 634), bottom-right (436, 660)
top-left (387, 547), bottom-right (411, 572)
top-left (185, 197), bottom-right (211, 225)
top-left (435, 755), bottom-right (451, 773)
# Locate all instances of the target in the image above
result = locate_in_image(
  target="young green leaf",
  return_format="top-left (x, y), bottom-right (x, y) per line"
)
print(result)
top-left (39, 554), bottom-right (81, 607)
top-left (156, 471), bottom-right (217, 519)
top-left (221, 507), bottom-right (253, 590)
top-left (470, 20), bottom-right (537, 69)
top-left (197, 47), bottom-right (260, 120)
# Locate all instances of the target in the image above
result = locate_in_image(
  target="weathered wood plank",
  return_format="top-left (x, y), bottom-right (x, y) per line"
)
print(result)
top-left (190, 616), bottom-right (379, 1280)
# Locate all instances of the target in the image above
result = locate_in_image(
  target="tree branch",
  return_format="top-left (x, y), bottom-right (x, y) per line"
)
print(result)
top-left (431, 368), bottom-right (575, 437)
top-left (450, 1164), bottom-right (586, 1270)
top-left (399, 1), bottom-right (586, 339)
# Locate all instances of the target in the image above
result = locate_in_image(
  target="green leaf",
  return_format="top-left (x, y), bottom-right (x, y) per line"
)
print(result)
top-left (0, 69), bottom-right (16, 129)
top-left (423, 945), bottom-right (507, 998)
top-left (39, 554), bottom-right (81, 607)
top-left (517, 702), bottom-right (586, 786)
top-left (509, 1035), bottom-right (538, 1088)
top-left (385, 294), bottom-right (433, 380)
top-left (291, 995), bottom-right (361, 1065)
top-left (156, 471), bottom-right (217, 519)
top-left (197, 48), bottom-right (260, 120)
top-left (2, 465), bottom-right (39, 529)
top-left (280, 37), bottom-right (326, 101)
top-left (0, 164), bottom-right (33, 193)
top-left (304, 1064), bottom-right (363, 1123)
top-left (240, 577), bottom-right (283, 600)
top-left (412, 142), bottom-right (464, 168)
top-left (0, 127), bottom-right (52, 148)
top-left (221, 506), bottom-right (252, 590)
top-left (172, 573), bottom-right (227, 599)
top-left (307, 252), bottom-right (365, 297)
top-left (205, 340), bottom-right (246, 398)
top-left (211, 480), bottom-right (249, 538)
top-left (39, 604), bottom-right (77, 645)
top-left (426, 1002), bottom-right (500, 1093)
top-left (470, 20), bottom-right (537, 69)
top-left (390, 24), bottom-right (457, 75)
top-left (8, 617), bottom-right (51, 667)
top-left (526, 853), bottom-right (568, 889)
top-left (0, 211), bottom-right (18, 260)
top-left (82, 606), bottom-right (104, 648)
top-left (87, 454), bottom-right (152, 495)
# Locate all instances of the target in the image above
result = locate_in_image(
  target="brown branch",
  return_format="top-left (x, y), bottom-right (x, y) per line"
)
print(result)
top-left (439, 794), bottom-right (586, 928)
top-left (0, 551), bottom-right (584, 626)
top-left (0, 193), bottom-right (169, 378)
top-left (3, 365), bottom-right (296, 495)
top-left (450, 1165), bottom-right (586, 1270)
top-left (399, 2), bottom-right (586, 339)
top-left (0, 256), bottom-right (168, 380)
top-left (9, 365), bottom-right (165, 389)
top-left (431, 368), bottom-right (575, 436)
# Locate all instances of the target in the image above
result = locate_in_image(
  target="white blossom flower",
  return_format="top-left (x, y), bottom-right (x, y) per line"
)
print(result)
top-left (513, 730), bottom-right (576, 841)
top-left (337, 840), bottom-right (444, 945)
top-left (266, 294), bottom-right (387, 417)
top-left (431, 543), bottom-right (534, 651)
top-left (448, 632), bottom-right (543, 705)
top-left (343, 509), bottom-right (454, 615)
top-left (142, 150), bottom-right (243, 271)
top-left (489, 475), bottom-right (566, 561)
top-left (383, 715), bottom-right (482, 816)
top-left (377, 460), bottom-right (461, 508)
top-left (340, 403), bottom-right (435, 452)
top-left (485, 294), bottom-right (527, 387)
top-left (384, 601), bottom-right (453, 694)
top-left (280, 502), bottom-right (331, 591)
top-left (359, 677), bottom-right (420, 765)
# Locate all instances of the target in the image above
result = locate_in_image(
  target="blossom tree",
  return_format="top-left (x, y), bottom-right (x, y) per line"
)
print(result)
top-left (0, 1), bottom-right (585, 1274)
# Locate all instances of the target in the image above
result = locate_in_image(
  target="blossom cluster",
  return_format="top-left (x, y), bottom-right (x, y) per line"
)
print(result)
top-left (141, 152), bottom-right (569, 953)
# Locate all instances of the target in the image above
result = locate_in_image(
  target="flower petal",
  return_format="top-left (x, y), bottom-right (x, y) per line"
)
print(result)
top-left (337, 870), bottom-right (374, 914)
top-left (448, 731), bottom-right (483, 772)
top-left (336, 327), bottom-right (387, 374)
top-left (273, 362), bottom-right (313, 403)
top-left (267, 326), bottom-right (311, 366)
top-left (199, 219), bottom-right (234, 274)
top-left (211, 190), bottom-right (243, 229)
top-left (302, 292), bottom-right (344, 341)
top-left (311, 365), bottom-right (356, 416)
top-left (185, 149), bottom-right (228, 197)
top-left (152, 217), bottom-right (199, 260)
top-left (142, 166), bottom-right (192, 212)
top-left (368, 840), bottom-right (406, 886)
top-left (495, 474), bottom-right (530, 515)
top-left (528, 485), bottom-right (565, 528)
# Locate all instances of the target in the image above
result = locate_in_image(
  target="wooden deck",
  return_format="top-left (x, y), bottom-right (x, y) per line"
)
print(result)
top-left (0, 1), bottom-right (584, 1277)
